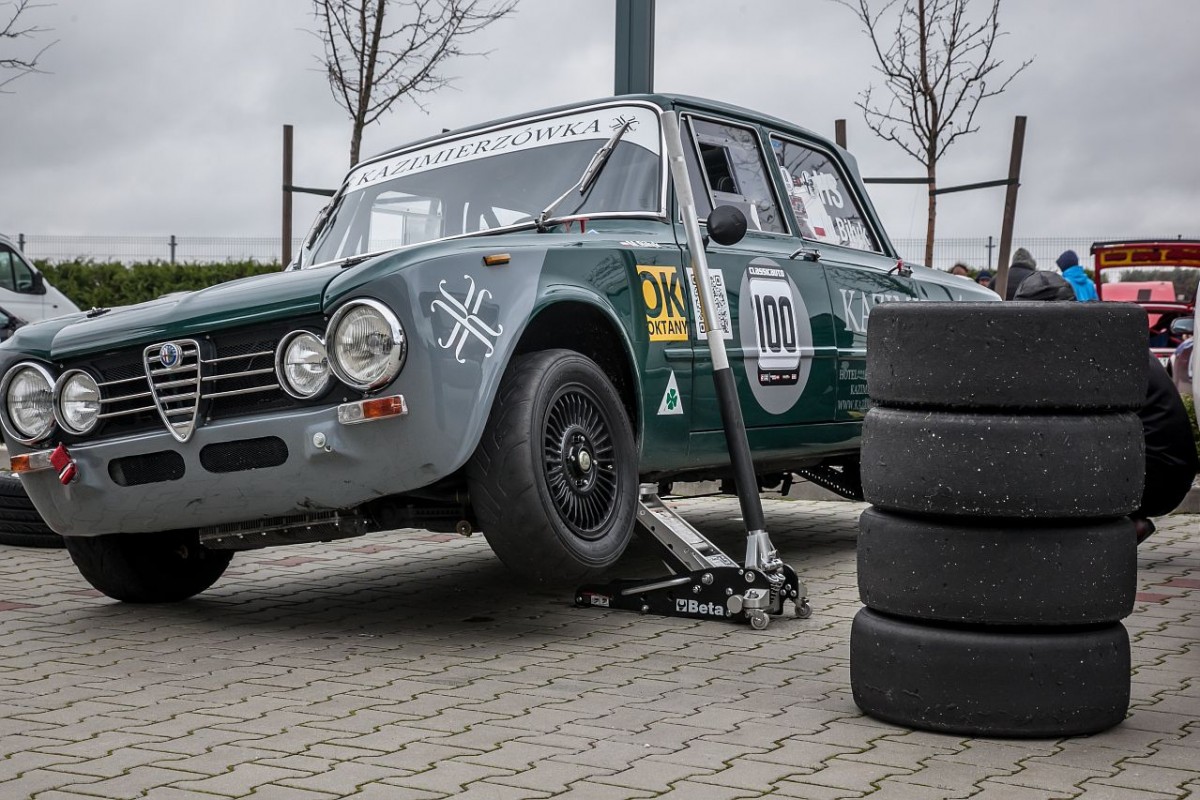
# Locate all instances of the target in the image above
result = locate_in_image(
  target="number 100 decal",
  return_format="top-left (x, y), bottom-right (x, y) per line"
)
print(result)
top-left (738, 258), bottom-right (814, 414)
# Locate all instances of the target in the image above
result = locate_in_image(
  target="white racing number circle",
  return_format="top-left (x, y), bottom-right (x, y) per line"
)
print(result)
top-left (738, 257), bottom-right (812, 415)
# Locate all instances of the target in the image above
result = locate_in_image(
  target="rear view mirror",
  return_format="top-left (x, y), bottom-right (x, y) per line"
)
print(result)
top-left (705, 205), bottom-right (747, 248)
top-left (1170, 316), bottom-right (1194, 336)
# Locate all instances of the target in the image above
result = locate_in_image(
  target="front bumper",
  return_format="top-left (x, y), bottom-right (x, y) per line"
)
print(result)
top-left (13, 398), bottom-right (428, 537)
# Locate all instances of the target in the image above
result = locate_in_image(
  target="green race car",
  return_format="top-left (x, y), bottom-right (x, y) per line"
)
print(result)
top-left (0, 95), bottom-right (994, 602)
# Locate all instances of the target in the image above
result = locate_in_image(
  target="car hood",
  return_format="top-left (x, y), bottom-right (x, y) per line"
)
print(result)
top-left (5, 267), bottom-right (340, 360)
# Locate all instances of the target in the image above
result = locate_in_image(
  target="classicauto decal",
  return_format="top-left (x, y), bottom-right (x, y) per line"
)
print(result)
top-left (738, 258), bottom-right (814, 415)
top-left (638, 265), bottom-right (689, 342)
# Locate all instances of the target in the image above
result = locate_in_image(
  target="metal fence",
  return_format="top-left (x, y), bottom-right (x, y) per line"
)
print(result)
top-left (6, 232), bottom-right (1199, 272)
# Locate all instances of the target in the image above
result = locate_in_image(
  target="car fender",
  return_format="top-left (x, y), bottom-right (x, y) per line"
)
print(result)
top-left (320, 245), bottom-right (638, 489)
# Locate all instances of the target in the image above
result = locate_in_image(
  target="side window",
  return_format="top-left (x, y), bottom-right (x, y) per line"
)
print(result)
top-left (684, 117), bottom-right (786, 234)
top-left (11, 255), bottom-right (35, 292)
top-left (771, 137), bottom-right (881, 253)
top-left (0, 248), bottom-right (14, 292)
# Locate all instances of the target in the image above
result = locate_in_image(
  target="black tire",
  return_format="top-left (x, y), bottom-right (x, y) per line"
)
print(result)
top-left (64, 530), bottom-right (232, 603)
top-left (857, 508), bottom-right (1136, 625)
top-left (866, 302), bottom-right (1147, 411)
top-left (468, 349), bottom-right (637, 584)
top-left (850, 609), bottom-right (1130, 737)
top-left (861, 407), bottom-right (1144, 518)
top-left (0, 472), bottom-right (63, 548)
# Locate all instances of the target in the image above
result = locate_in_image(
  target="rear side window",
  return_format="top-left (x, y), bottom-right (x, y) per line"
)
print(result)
top-left (684, 117), bottom-right (786, 234)
top-left (771, 136), bottom-right (880, 253)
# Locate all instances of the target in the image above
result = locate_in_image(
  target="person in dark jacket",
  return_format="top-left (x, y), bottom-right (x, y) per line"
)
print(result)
top-left (989, 247), bottom-right (1038, 300)
top-left (1015, 272), bottom-right (1199, 542)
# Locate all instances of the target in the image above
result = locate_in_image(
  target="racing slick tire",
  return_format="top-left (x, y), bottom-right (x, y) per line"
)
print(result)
top-left (850, 608), bottom-right (1130, 737)
top-left (861, 408), bottom-right (1144, 518)
top-left (64, 530), bottom-right (233, 603)
top-left (866, 302), bottom-right (1147, 411)
top-left (857, 508), bottom-right (1136, 626)
top-left (0, 472), bottom-right (63, 548)
top-left (468, 349), bottom-right (637, 585)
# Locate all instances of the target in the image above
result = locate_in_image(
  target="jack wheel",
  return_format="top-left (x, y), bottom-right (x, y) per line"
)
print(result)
top-left (749, 611), bottom-right (770, 630)
top-left (795, 600), bottom-right (812, 619)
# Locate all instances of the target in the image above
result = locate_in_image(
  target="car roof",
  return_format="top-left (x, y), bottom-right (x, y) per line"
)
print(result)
top-left (363, 94), bottom-right (834, 164)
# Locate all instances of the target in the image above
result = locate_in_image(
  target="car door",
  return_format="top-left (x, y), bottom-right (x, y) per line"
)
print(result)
top-left (674, 113), bottom-right (838, 468)
top-left (768, 133), bottom-right (919, 421)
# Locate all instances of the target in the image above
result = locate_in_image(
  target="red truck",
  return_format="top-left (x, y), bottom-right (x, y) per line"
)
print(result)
top-left (1091, 240), bottom-right (1200, 371)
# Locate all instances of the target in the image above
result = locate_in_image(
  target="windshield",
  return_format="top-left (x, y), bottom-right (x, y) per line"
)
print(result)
top-left (303, 104), bottom-right (664, 267)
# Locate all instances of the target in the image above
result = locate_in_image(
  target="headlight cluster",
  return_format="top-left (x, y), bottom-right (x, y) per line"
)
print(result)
top-left (275, 298), bottom-right (406, 398)
top-left (1, 363), bottom-right (103, 444)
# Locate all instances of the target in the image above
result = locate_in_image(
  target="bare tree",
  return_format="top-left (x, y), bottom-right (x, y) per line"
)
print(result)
top-left (1, 0), bottom-right (55, 93)
top-left (836, 0), bottom-right (1031, 265)
top-left (312, 0), bottom-right (517, 166)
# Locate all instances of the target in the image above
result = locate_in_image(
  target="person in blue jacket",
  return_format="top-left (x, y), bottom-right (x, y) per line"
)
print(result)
top-left (1055, 250), bottom-right (1099, 301)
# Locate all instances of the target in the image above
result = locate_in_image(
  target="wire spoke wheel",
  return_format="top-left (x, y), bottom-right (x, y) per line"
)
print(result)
top-left (542, 384), bottom-right (618, 539)
top-left (468, 349), bottom-right (637, 584)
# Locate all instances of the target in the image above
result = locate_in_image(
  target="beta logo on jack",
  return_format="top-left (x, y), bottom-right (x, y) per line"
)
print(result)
top-left (676, 599), bottom-right (728, 618)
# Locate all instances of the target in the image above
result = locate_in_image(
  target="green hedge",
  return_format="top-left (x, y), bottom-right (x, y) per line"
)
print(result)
top-left (34, 260), bottom-right (282, 310)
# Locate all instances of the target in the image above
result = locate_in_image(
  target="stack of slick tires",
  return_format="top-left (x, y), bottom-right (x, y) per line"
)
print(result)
top-left (850, 301), bottom-right (1147, 737)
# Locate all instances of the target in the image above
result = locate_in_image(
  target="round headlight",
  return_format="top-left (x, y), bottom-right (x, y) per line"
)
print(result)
top-left (326, 299), bottom-right (406, 390)
top-left (276, 331), bottom-right (330, 399)
top-left (3, 363), bottom-right (56, 442)
top-left (56, 370), bottom-right (102, 435)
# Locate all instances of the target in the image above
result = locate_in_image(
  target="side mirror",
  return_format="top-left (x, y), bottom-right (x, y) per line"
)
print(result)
top-left (30, 271), bottom-right (46, 295)
top-left (1170, 316), bottom-right (1195, 336)
top-left (705, 205), bottom-right (747, 248)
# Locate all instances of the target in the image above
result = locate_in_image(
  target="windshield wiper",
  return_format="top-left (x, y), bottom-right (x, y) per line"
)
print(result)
top-left (298, 187), bottom-right (347, 267)
top-left (536, 119), bottom-right (632, 232)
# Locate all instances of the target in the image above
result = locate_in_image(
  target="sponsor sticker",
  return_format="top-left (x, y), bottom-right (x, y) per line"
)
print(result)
top-left (686, 268), bottom-right (733, 340)
top-left (657, 371), bottom-right (683, 415)
top-left (638, 265), bottom-right (689, 341)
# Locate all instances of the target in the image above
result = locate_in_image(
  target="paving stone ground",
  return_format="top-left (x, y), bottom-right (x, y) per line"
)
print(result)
top-left (0, 497), bottom-right (1196, 799)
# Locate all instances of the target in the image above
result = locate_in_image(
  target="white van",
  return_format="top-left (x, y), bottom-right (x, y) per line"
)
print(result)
top-left (0, 233), bottom-right (81, 322)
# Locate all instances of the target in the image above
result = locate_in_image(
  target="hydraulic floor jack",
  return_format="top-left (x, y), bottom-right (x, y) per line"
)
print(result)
top-left (575, 111), bottom-right (810, 630)
top-left (576, 485), bottom-right (811, 630)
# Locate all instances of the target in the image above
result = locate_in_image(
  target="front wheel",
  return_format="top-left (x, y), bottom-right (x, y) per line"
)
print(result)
top-left (468, 349), bottom-right (637, 584)
top-left (64, 530), bottom-right (232, 603)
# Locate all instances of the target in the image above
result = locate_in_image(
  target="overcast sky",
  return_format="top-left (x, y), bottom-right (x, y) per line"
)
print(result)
top-left (2, 0), bottom-right (1198, 248)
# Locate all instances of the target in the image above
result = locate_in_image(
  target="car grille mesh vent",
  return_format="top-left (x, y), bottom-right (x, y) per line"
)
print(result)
top-left (200, 437), bottom-right (289, 473)
top-left (108, 451), bottom-right (186, 486)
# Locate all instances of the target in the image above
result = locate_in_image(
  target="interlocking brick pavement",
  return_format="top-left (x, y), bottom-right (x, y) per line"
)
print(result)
top-left (0, 497), bottom-right (1196, 799)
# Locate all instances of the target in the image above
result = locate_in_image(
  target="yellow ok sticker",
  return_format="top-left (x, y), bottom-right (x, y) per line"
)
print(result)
top-left (638, 265), bottom-right (688, 341)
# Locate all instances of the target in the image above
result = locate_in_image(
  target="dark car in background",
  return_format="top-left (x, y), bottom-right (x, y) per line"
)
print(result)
top-left (0, 306), bottom-right (25, 342)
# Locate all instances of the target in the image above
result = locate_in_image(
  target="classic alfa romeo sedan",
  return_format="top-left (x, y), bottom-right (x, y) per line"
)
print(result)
top-left (0, 95), bottom-right (992, 602)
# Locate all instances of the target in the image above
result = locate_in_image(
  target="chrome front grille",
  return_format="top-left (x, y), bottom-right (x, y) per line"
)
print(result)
top-left (71, 319), bottom-right (322, 444)
top-left (145, 340), bottom-right (203, 442)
